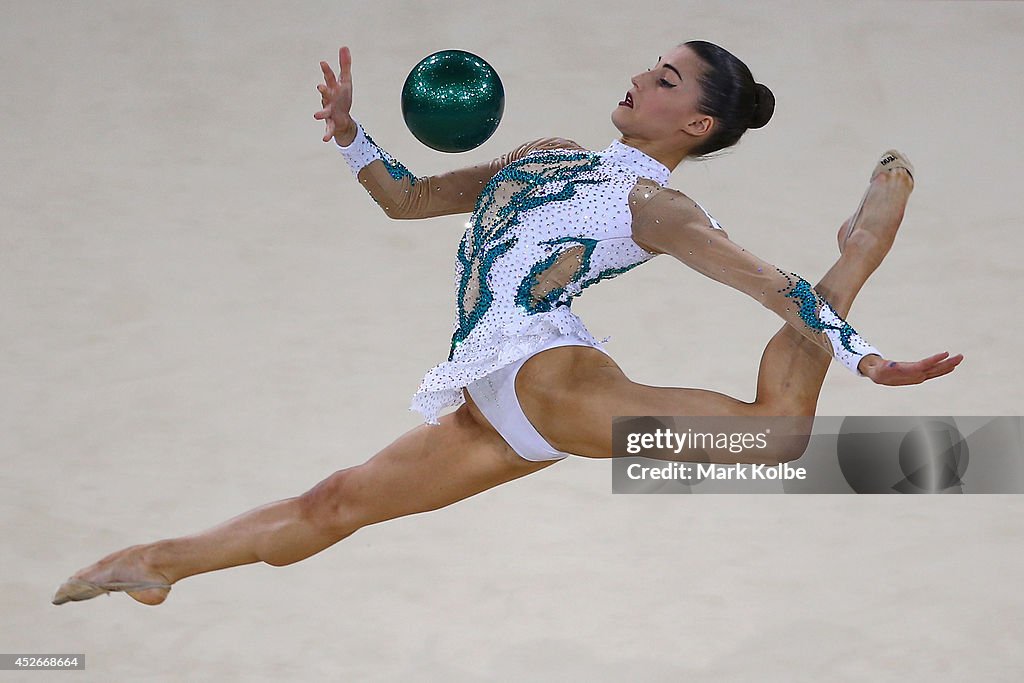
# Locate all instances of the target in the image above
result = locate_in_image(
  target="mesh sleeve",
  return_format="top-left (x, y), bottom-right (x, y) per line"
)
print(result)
top-left (335, 119), bottom-right (583, 220)
top-left (632, 185), bottom-right (882, 376)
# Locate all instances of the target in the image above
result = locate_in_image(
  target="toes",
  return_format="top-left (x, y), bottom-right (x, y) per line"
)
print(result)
top-left (874, 151), bottom-right (915, 189)
top-left (51, 579), bottom-right (103, 605)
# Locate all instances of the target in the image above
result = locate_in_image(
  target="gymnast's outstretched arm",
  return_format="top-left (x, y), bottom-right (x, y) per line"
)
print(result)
top-left (631, 185), bottom-right (884, 377)
top-left (315, 45), bottom-right (575, 220)
top-left (332, 121), bottom-right (577, 219)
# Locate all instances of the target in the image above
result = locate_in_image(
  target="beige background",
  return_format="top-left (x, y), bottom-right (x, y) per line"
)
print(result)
top-left (3, 0), bottom-right (1022, 680)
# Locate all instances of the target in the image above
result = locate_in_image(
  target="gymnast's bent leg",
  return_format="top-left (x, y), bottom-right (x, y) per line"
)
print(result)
top-left (52, 396), bottom-right (555, 605)
top-left (536, 160), bottom-right (920, 463)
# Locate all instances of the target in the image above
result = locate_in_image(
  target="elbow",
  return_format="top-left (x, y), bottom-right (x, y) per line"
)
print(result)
top-left (380, 202), bottom-right (408, 220)
top-left (380, 197), bottom-right (426, 220)
top-left (384, 204), bottom-right (432, 221)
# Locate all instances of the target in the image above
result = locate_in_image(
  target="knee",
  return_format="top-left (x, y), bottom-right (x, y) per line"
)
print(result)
top-left (770, 438), bottom-right (809, 464)
top-left (298, 467), bottom-right (364, 537)
top-left (760, 415), bottom-right (814, 464)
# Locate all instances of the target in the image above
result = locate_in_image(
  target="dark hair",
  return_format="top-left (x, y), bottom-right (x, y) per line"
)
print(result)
top-left (683, 40), bottom-right (775, 158)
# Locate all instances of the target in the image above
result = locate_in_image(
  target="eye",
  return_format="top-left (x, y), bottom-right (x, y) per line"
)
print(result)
top-left (659, 78), bottom-right (675, 88)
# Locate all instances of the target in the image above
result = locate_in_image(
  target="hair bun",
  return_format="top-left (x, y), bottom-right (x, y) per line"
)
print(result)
top-left (748, 83), bottom-right (775, 129)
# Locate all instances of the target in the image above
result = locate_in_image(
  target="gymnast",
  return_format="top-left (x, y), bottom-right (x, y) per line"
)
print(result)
top-left (53, 41), bottom-right (962, 605)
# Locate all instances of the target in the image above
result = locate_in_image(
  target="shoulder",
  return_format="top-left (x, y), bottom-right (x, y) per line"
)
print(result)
top-left (630, 183), bottom-right (715, 226)
top-left (524, 137), bottom-right (589, 152)
top-left (530, 137), bottom-right (587, 152)
top-left (629, 183), bottom-right (728, 254)
top-left (504, 137), bottom-right (588, 162)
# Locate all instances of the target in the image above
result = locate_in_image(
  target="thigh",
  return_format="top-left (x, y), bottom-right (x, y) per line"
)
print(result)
top-left (518, 349), bottom-right (806, 461)
top-left (328, 395), bottom-right (557, 529)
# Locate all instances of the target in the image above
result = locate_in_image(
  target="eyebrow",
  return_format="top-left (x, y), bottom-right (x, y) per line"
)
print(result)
top-left (656, 56), bottom-right (683, 81)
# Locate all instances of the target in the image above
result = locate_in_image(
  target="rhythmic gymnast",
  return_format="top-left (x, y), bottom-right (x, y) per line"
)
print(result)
top-left (53, 41), bottom-right (962, 605)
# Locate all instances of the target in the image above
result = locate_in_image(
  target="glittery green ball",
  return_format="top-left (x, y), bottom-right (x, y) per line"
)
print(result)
top-left (401, 50), bottom-right (504, 153)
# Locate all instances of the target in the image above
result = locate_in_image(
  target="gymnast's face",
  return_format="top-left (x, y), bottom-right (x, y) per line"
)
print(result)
top-left (612, 45), bottom-right (713, 152)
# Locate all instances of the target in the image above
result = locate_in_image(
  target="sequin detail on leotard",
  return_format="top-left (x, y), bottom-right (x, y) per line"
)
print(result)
top-left (450, 150), bottom-right (606, 354)
top-left (411, 142), bottom-right (671, 423)
top-left (516, 236), bottom-right (598, 314)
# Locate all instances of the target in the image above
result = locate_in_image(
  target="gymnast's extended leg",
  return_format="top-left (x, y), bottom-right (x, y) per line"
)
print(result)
top-left (524, 159), bottom-right (956, 461)
top-left (52, 397), bottom-right (554, 605)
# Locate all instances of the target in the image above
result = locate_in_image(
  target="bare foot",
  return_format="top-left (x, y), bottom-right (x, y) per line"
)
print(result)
top-left (838, 150), bottom-right (915, 273)
top-left (52, 544), bottom-right (173, 606)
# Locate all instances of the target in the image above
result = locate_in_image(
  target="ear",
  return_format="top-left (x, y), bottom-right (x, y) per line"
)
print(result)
top-left (682, 114), bottom-right (713, 140)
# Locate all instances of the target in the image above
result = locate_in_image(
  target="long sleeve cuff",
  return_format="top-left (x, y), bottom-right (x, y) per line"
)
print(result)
top-left (334, 119), bottom-right (419, 187)
top-left (816, 300), bottom-right (882, 377)
top-left (334, 120), bottom-right (379, 176)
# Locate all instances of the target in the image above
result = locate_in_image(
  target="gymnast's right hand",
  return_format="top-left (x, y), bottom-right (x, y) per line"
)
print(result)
top-left (858, 351), bottom-right (964, 386)
top-left (314, 46), bottom-right (356, 145)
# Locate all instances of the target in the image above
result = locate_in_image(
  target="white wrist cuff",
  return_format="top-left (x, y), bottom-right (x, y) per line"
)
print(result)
top-left (817, 302), bottom-right (881, 377)
top-left (334, 121), bottom-right (378, 175)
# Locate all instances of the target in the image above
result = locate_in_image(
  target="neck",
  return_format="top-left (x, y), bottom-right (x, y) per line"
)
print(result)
top-left (616, 135), bottom-right (690, 173)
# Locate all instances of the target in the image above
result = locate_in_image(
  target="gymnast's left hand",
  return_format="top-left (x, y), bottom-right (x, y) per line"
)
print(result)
top-left (857, 351), bottom-right (964, 386)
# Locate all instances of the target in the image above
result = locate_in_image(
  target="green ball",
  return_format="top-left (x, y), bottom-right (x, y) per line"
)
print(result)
top-left (401, 50), bottom-right (504, 153)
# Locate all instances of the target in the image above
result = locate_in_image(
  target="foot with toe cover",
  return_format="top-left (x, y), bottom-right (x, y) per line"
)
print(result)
top-left (52, 577), bottom-right (172, 605)
top-left (52, 544), bottom-right (174, 606)
top-left (839, 149), bottom-right (915, 254)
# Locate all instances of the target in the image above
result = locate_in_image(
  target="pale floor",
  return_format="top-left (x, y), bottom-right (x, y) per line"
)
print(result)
top-left (2, 1), bottom-right (1023, 680)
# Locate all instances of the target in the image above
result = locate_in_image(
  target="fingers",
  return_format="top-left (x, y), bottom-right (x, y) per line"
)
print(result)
top-left (338, 46), bottom-right (351, 81)
top-left (922, 354), bottom-right (964, 380)
top-left (871, 350), bottom-right (964, 386)
top-left (315, 51), bottom-right (349, 141)
top-left (314, 64), bottom-right (338, 118)
top-left (320, 60), bottom-right (338, 88)
top-left (898, 352), bottom-right (948, 375)
top-left (894, 352), bottom-right (963, 385)
top-left (902, 352), bottom-right (947, 370)
top-left (318, 46), bottom-right (350, 87)
top-left (914, 351), bottom-right (960, 372)
top-left (921, 351), bottom-right (951, 363)
top-left (314, 84), bottom-right (330, 119)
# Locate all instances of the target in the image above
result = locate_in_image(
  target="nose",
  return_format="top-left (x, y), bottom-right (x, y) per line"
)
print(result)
top-left (631, 67), bottom-right (653, 89)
